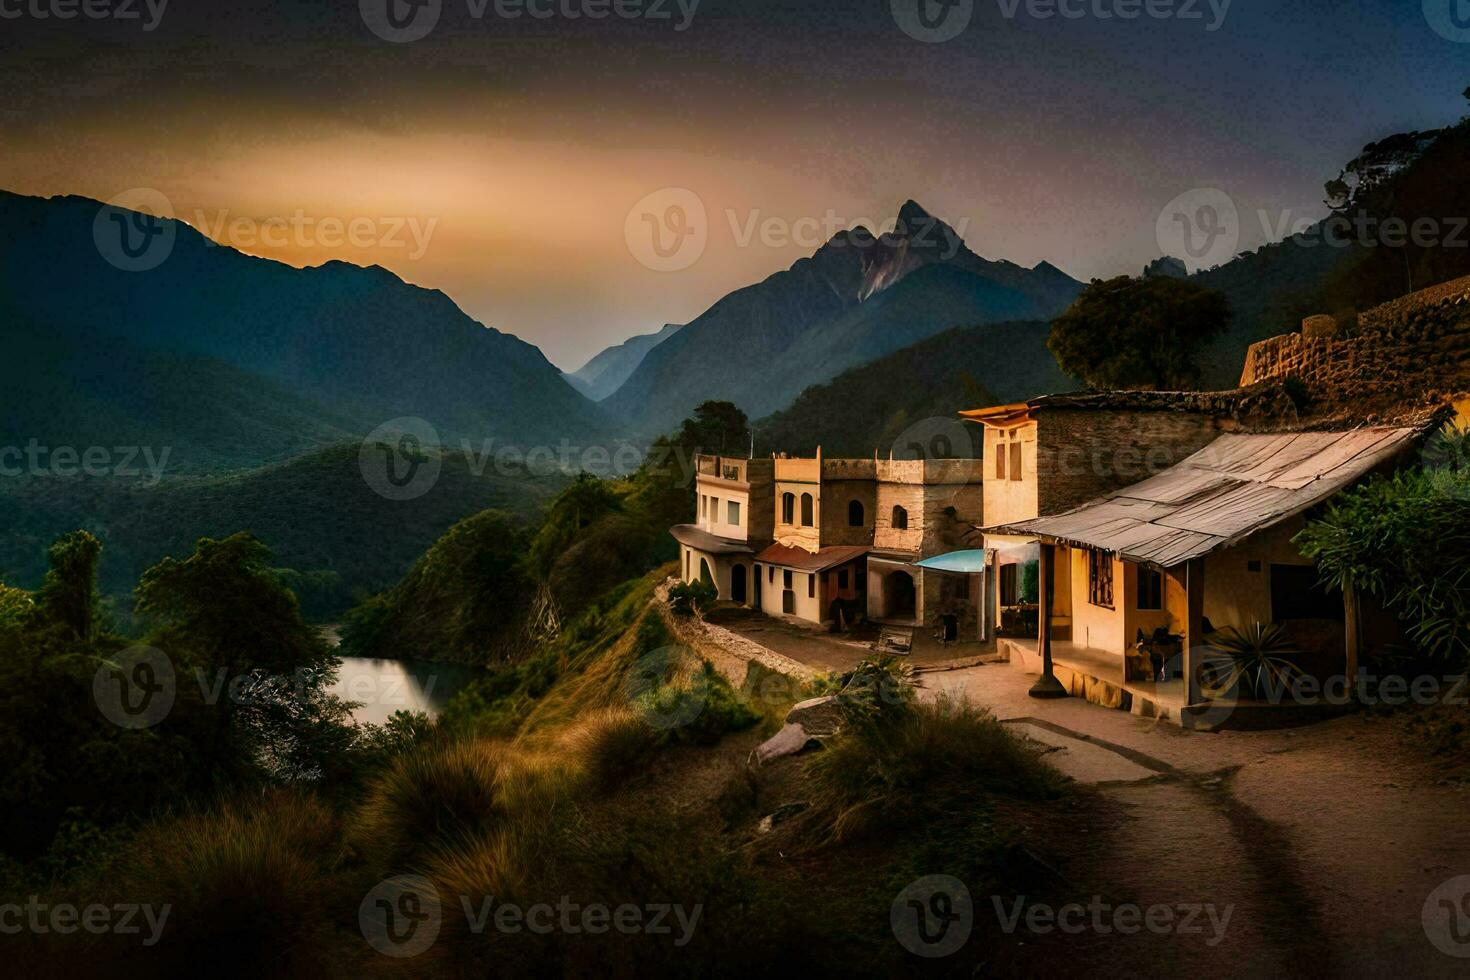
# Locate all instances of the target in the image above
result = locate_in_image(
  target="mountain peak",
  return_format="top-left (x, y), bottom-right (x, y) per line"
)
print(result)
top-left (896, 199), bottom-right (934, 226)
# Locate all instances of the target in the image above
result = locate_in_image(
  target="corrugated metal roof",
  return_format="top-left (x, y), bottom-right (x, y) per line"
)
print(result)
top-left (991, 426), bottom-right (1424, 567)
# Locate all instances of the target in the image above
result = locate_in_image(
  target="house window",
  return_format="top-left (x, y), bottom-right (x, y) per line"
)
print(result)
top-left (684, 550), bottom-right (690, 580)
top-left (1009, 437), bottom-right (1022, 482)
top-left (848, 499), bottom-right (864, 526)
top-left (768, 565), bottom-right (775, 583)
top-left (710, 497), bottom-right (719, 522)
top-left (700, 495), bottom-right (707, 518)
top-left (999, 564), bottom-right (1018, 606)
top-left (1088, 549), bottom-right (1114, 608)
top-left (1137, 565), bottom-right (1163, 611)
top-left (838, 569), bottom-right (849, 589)
top-left (727, 500), bottom-right (740, 526)
top-left (995, 438), bottom-right (1007, 479)
top-left (800, 493), bottom-right (814, 527)
top-left (892, 505), bottom-right (908, 530)
top-left (782, 492), bottom-right (795, 524)
top-left (783, 570), bottom-right (792, 589)
top-left (808, 574), bottom-right (815, 598)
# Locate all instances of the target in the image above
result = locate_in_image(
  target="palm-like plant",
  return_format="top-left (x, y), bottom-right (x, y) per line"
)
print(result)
top-left (1199, 623), bottom-right (1305, 701)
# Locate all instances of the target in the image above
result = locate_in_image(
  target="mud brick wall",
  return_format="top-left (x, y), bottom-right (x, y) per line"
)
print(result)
top-left (1036, 408), bottom-right (1226, 514)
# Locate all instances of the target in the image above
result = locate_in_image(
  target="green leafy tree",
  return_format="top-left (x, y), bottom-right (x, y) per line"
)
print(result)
top-left (528, 473), bottom-right (624, 580)
top-left (136, 533), bottom-right (353, 782)
top-left (341, 510), bottom-right (535, 666)
top-left (1047, 275), bottom-right (1231, 390)
top-left (0, 533), bottom-right (191, 860)
top-left (34, 530), bottom-right (104, 645)
top-left (677, 400), bottom-right (751, 457)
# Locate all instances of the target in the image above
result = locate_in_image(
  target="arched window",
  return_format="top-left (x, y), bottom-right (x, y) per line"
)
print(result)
top-left (800, 493), bottom-right (814, 527)
top-left (847, 499), bottom-right (865, 526)
top-left (892, 505), bottom-right (908, 530)
top-left (781, 492), bottom-right (795, 524)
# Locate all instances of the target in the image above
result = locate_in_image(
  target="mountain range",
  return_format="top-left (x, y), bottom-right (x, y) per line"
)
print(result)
top-left (563, 322), bottom-right (682, 401)
top-left (0, 191), bottom-right (610, 471)
top-left (598, 201), bottom-right (1084, 437)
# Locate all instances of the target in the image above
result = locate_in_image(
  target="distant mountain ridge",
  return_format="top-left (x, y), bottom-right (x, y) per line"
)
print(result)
top-left (601, 200), bottom-right (1082, 435)
top-left (0, 190), bottom-right (611, 470)
top-left (564, 322), bottom-right (682, 401)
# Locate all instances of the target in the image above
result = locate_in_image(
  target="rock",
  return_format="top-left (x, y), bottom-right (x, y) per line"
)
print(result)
top-left (754, 722), bottom-right (823, 763)
top-left (757, 802), bottom-right (809, 833)
top-left (786, 695), bottom-right (843, 736)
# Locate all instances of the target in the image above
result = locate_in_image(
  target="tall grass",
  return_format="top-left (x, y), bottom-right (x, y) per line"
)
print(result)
top-left (351, 738), bottom-right (577, 873)
top-left (806, 694), bottom-right (1068, 842)
top-left (52, 789), bottom-right (346, 978)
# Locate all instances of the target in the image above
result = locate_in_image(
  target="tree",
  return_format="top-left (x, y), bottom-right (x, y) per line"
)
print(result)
top-left (677, 401), bottom-right (751, 457)
top-left (342, 511), bottom-right (535, 666)
top-left (135, 533), bottom-right (353, 781)
top-left (34, 530), bottom-right (104, 646)
top-left (1047, 275), bottom-right (1231, 390)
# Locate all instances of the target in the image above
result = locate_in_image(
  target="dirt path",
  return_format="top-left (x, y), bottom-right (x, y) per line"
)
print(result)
top-left (916, 663), bottom-right (1470, 977)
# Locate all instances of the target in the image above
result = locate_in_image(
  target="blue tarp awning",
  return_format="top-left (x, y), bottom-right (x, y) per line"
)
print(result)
top-left (913, 550), bottom-right (989, 573)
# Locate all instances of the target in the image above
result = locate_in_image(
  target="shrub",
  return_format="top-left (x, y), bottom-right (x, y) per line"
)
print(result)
top-left (557, 708), bottom-right (663, 792)
top-left (806, 695), bottom-right (1066, 842)
top-left (351, 738), bottom-right (573, 872)
top-left (1200, 623), bottom-right (1306, 700)
top-left (1298, 424), bottom-right (1470, 663)
top-left (668, 579), bottom-right (718, 616)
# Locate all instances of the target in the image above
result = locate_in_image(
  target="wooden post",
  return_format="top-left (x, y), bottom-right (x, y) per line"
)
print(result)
top-left (1030, 541), bottom-right (1067, 698)
top-left (1184, 558), bottom-right (1205, 706)
top-left (1343, 578), bottom-right (1361, 692)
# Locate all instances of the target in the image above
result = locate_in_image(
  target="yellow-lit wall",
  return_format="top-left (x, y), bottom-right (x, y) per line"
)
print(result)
top-left (982, 420), bottom-right (1039, 527)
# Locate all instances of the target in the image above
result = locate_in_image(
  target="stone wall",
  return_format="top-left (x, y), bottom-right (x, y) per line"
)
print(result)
top-left (1239, 279), bottom-right (1470, 413)
top-left (1036, 408), bottom-right (1227, 515)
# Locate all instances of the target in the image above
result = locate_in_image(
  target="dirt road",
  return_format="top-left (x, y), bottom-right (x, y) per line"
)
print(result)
top-left (918, 662), bottom-right (1470, 977)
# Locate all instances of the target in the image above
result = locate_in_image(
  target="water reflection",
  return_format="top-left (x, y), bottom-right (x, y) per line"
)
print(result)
top-left (331, 656), bottom-right (478, 726)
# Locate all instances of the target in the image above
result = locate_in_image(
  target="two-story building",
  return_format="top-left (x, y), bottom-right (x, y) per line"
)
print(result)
top-left (866, 458), bottom-right (986, 638)
top-left (751, 450), bottom-right (874, 626)
top-left (670, 454), bottom-right (773, 605)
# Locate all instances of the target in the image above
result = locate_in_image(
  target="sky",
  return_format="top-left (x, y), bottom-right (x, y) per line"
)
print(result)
top-left (0, 0), bottom-right (1466, 371)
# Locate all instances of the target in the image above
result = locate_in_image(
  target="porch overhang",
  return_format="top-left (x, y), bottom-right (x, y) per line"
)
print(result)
top-left (669, 525), bottom-right (753, 556)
